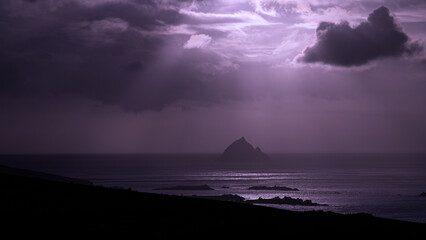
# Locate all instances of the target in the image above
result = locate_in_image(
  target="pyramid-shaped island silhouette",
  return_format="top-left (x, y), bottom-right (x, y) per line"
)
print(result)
top-left (217, 137), bottom-right (270, 162)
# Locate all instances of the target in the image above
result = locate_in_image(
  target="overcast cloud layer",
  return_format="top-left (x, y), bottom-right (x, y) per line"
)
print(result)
top-left (1, 0), bottom-right (426, 153)
top-left (1, 0), bottom-right (425, 111)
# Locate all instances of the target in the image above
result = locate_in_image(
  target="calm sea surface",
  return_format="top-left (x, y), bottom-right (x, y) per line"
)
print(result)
top-left (1, 154), bottom-right (426, 223)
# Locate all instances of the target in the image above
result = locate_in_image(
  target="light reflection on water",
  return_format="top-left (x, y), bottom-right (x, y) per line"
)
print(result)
top-left (89, 169), bottom-right (426, 223)
top-left (1, 154), bottom-right (425, 223)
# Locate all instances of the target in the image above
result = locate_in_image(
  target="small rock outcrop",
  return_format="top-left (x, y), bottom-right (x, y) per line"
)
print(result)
top-left (248, 185), bottom-right (299, 191)
top-left (190, 194), bottom-right (327, 206)
top-left (246, 196), bottom-right (327, 206)
top-left (154, 185), bottom-right (214, 191)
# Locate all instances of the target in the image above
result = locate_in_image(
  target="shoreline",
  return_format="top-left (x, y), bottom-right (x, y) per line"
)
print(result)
top-left (1, 169), bottom-right (425, 238)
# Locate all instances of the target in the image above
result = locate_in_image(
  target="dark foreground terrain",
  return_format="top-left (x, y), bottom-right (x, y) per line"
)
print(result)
top-left (1, 169), bottom-right (425, 239)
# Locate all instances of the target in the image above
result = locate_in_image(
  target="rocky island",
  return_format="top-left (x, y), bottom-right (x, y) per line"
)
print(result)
top-left (217, 137), bottom-right (270, 162)
top-left (154, 185), bottom-right (214, 191)
top-left (246, 196), bottom-right (327, 206)
top-left (248, 185), bottom-right (299, 191)
top-left (192, 194), bottom-right (325, 206)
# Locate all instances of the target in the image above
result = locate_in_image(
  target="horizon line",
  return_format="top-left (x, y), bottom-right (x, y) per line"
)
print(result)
top-left (1, 152), bottom-right (426, 156)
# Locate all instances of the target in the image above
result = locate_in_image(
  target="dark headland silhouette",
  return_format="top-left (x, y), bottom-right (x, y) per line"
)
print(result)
top-left (1, 164), bottom-right (426, 238)
top-left (217, 137), bottom-right (270, 162)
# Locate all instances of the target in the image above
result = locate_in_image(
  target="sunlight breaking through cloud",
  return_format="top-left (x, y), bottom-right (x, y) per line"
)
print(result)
top-left (184, 34), bottom-right (213, 49)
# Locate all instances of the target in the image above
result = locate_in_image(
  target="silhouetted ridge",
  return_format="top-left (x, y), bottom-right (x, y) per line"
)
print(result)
top-left (1, 168), bottom-right (426, 238)
top-left (217, 137), bottom-right (270, 162)
top-left (0, 164), bottom-right (92, 185)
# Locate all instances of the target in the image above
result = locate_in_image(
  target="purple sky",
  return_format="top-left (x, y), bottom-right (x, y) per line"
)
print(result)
top-left (1, 0), bottom-right (426, 154)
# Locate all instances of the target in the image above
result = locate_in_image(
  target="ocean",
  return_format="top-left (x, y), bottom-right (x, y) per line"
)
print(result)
top-left (1, 153), bottom-right (426, 223)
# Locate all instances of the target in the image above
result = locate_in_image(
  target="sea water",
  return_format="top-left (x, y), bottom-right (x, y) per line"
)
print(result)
top-left (1, 154), bottom-right (426, 223)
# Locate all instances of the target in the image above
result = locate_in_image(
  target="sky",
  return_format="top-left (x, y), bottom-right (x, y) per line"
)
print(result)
top-left (1, 0), bottom-right (426, 154)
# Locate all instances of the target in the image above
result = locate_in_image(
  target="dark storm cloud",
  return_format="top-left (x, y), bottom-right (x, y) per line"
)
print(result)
top-left (0, 0), bottom-right (244, 111)
top-left (299, 6), bottom-right (423, 66)
top-left (0, 1), bottom-right (158, 95)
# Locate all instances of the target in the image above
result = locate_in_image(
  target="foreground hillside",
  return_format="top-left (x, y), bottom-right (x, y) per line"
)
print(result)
top-left (1, 171), bottom-right (425, 239)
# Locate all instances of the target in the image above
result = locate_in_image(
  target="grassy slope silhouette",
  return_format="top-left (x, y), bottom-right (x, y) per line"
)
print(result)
top-left (1, 166), bottom-right (425, 238)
